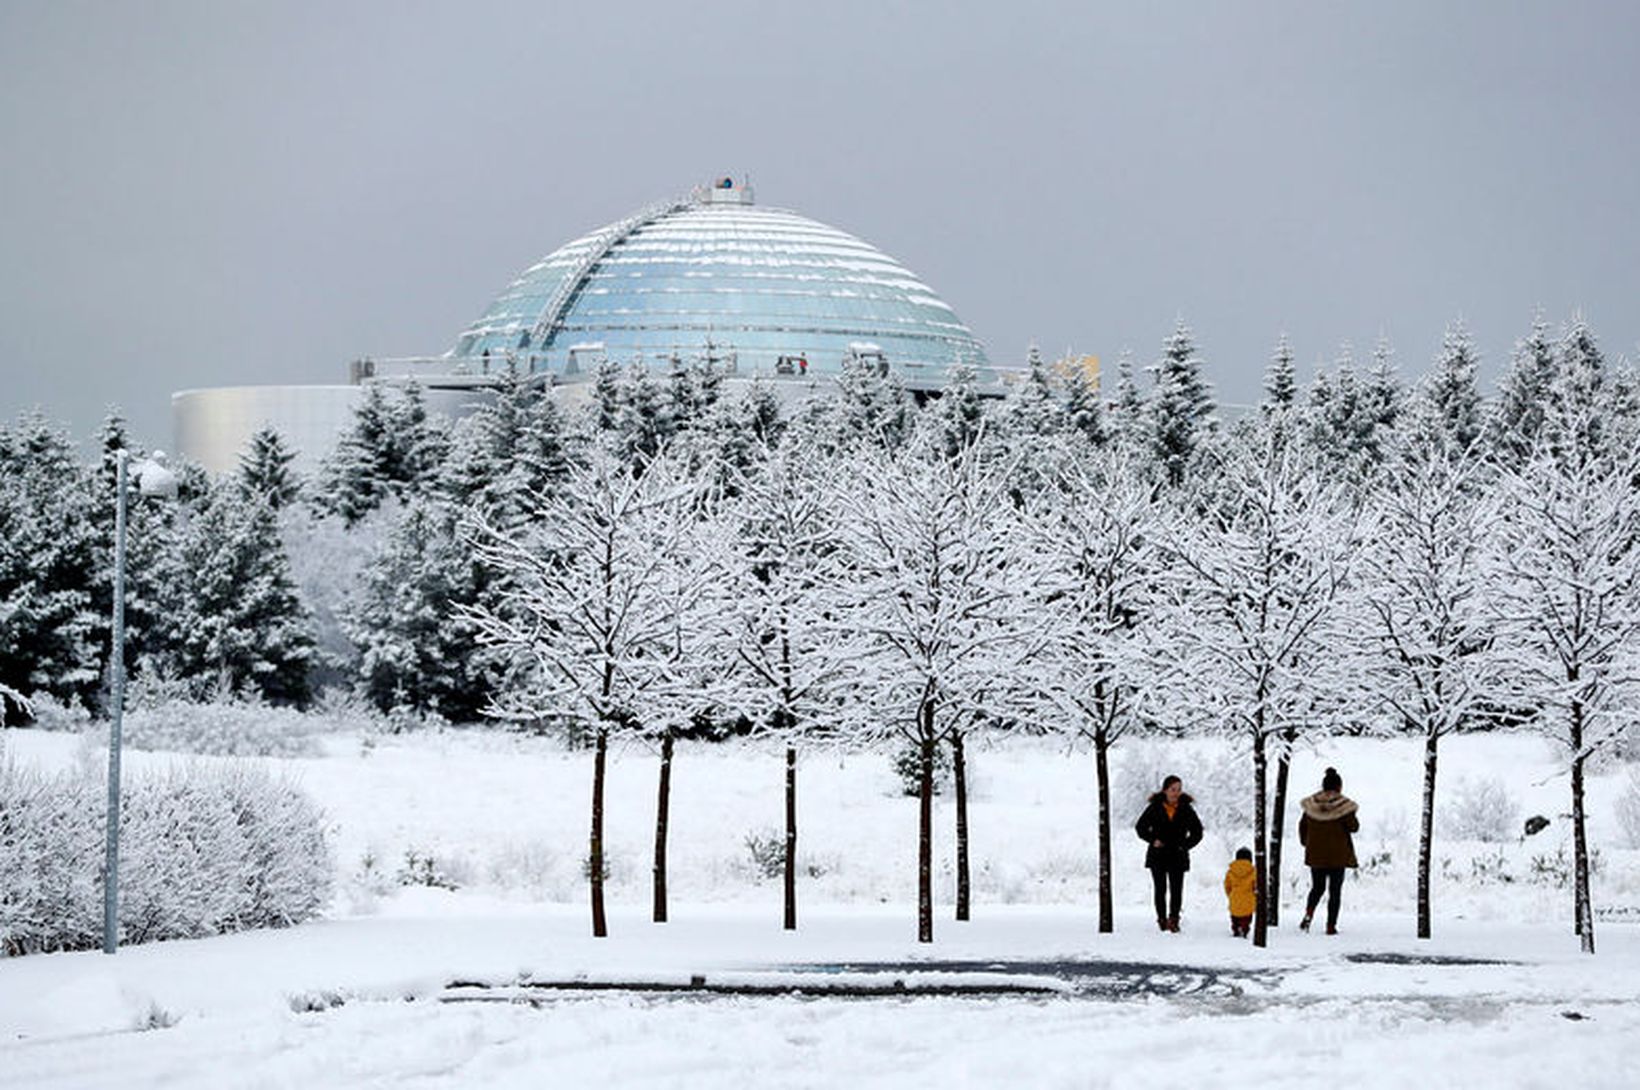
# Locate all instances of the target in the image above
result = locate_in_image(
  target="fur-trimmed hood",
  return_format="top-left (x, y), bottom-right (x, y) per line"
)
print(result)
top-left (1147, 791), bottom-right (1196, 807)
top-left (1300, 791), bottom-right (1358, 821)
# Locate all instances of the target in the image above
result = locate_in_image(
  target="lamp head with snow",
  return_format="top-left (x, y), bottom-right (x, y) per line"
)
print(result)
top-left (133, 451), bottom-right (179, 500)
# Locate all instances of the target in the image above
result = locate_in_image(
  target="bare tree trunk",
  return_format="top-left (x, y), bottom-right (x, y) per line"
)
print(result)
top-left (1417, 730), bottom-right (1439, 939)
top-left (953, 728), bottom-right (970, 922)
top-left (590, 727), bottom-right (609, 938)
top-left (784, 745), bottom-right (798, 931)
top-left (1095, 734), bottom-right (1114, 934)
top-left (652, 729), bottom-right (673, 924)
top-left (1571, 698), bottom-right (1594, 953)
top-left (918, 704), bottom-right (935, 944)
top-left (1252, 729), bottom-right (1270, 948)
top-left (1267, 727), bottom-right (1296, 927)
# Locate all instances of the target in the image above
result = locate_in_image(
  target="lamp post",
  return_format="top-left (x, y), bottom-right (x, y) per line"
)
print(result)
top-left (104, 449), bottom-right (178, 955)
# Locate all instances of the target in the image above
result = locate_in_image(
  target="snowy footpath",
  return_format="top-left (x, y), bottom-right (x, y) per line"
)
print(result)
top-left (2, 897), bottom-right (1636, 1090)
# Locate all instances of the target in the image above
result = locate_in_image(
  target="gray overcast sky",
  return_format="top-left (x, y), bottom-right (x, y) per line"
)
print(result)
top-left (2, 1), bottom-right (1637, 448)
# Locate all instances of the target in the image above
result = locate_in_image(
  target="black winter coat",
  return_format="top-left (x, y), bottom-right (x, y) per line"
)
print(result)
top-left (1134, 794), bottom-right (1204, 873)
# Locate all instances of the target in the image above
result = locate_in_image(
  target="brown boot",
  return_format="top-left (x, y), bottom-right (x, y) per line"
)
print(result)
top-left (1168, 917), bottom-right (1180, 933)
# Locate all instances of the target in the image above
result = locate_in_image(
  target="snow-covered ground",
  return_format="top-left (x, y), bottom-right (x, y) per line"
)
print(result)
top-left (3, 726), bottom-right (1638, 1088)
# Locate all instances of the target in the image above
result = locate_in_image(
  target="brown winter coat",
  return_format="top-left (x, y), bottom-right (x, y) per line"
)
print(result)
top-left (1298, 791), bottom-right (1359, 868)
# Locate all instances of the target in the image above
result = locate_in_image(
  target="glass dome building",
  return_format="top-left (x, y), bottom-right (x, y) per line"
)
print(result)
top-left (450, 179), bottom-right (990, 383)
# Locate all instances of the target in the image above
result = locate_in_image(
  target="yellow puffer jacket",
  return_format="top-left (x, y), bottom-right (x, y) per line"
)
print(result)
top-left (1223, 858), bottom-right (1257, 916)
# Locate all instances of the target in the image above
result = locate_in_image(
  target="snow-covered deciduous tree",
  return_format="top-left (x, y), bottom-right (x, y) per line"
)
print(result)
top-left (830, 437), bottom-right (1039, 941)
top-left (722, 440), bottom-right (850, 929)
top-left (1485, 386), bottom-right (1640, 954)
top-left (1158, 428), bottom-right (1359, 947)
top-left (467, 448), bottom-right (703, 937)
top-left (1357, 439), bottom-right (1498, 938)
top-left (1024, 438), bottom-right (1170, 932)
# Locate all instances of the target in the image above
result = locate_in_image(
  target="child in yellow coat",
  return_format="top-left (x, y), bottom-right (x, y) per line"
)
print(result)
top-left (1224, 847), bottom-right (1256, 938)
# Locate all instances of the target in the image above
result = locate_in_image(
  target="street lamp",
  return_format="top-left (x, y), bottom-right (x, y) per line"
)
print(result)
top-left (104, 449), bottom-right (178, 955)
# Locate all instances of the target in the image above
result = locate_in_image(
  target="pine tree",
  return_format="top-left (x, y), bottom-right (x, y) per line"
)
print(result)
top-left (1146, 322), bottom-right (1216, 485)
top-left (1264, 334), bottom-right (1297, 413)
top-left (930, 362), bottom-right (987, 458)
top-left (0, 412), bottom-right (103, 719)
top-left (995, 344), bottom-right (1062, 441)
top-left (1486, 317), bottom-right (1554, 469)
top-left (342, 500), bottom-right (491, 721)
top-left (1109, 350), bottom-right (1146, 454)
top-left (1061, 363), bottom-right (1106, 447)
top-left (315, 384), bottom-right (394, 526)
top-left (143, 484), bottom-right (314, 703)
top-left (1413, 321), bottom-right (1483, 457)
top-left (1366, 334), bottom-right (1402, 435)
top-left (237, 426), bottom-right (301, 509)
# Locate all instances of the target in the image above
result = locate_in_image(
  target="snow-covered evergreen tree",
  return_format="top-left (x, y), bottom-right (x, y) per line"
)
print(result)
top-left (1412, 321), bottom-right (1484, 457)
top-left (343, 500), bottom-right (492, 721)
top-left (1146, 321), bottom-right (1217, 486)
top-left (929, 361), bottom-right (987, 459)
top-left (237, 426), bottom-right (301, 510)
top-left (315, 382), bottom-right (449, 526)
top-left (1061, 361), bottom-right (1106, 448)
top-left (1485, 317), bottom-right (1554, 470)
top-left (141, 483), bottom-right (313, 704)
top-left (0, 412), bottom-right (102, 718)
top-left (994, 344), bottom-right (1061, 441)
top-left (1264, 334), bottom-right (1297, 413)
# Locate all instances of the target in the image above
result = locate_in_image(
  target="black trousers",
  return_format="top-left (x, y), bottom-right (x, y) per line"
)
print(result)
top-left (1305, 867), bottom-right (1346, 927)
top-left (1151, 867), bottom-right (1185, 922)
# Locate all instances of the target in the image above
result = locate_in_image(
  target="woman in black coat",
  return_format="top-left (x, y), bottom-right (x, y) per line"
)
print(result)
top-left (1134, 774), bottom-right (1205, 932)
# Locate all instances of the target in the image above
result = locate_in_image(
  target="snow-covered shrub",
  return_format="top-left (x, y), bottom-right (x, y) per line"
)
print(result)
top-left (0, 761), bottom-right (332, 955)
top-left (1440, 776), bottom-right (1521, 843)
top-left (1616, 768), bottom-right (1640, 850)
top-left (743, 829), bottom-right (786, 879)
top-left (17, 692), bottom-right (86, 733)
top-left (891, 742), bottom-right (951, 797)
top-left (1113, 743), bottom-right (1248, 831)
top-left (0, 761), bottom-right (103, 955)
top-left (397, 848), bottom-right (466, 891)
top-left (121, 697), bottom-right (325, 758)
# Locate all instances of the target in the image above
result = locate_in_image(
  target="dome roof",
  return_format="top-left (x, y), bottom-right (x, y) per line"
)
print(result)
top-left (452, 182), bottom-right (989, 380)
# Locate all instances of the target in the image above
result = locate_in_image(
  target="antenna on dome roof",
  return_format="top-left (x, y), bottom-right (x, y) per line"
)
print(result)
top-left (697, 175), bottom-right (754, 206)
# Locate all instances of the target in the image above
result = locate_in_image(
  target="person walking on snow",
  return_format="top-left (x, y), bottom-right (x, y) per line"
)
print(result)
top-left (1134, 775), bottom-right (1204, 932)
top-left (1298, 766), bottom-right (1359, 935)
top-left (1224, 847), bottom-right (1256, 938)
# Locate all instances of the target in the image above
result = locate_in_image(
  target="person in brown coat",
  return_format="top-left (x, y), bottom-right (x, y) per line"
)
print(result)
top-left (1298, 766), bottom-right (1359, 935)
